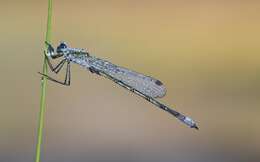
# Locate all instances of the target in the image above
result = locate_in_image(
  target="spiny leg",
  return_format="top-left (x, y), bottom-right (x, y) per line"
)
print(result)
top-left (88, 66), bottom-right (100, 75)
top-left (68, 62), bottom-right (71, 85)
top-left (38, 61), bottom-right (71, 86)
top-left (53, 58), bottom-right (66, 73)
top-left (64, 62), bottom-right (71, 85)
top-left (44, 54), bottom-right (66, 73)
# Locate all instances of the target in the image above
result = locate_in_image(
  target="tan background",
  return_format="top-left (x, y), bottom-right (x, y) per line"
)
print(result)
top-left (0, 0), bottom-right (259, 162)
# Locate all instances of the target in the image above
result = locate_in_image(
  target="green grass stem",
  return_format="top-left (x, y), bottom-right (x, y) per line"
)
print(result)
top-left (35, 0), bottom-right (52, 162)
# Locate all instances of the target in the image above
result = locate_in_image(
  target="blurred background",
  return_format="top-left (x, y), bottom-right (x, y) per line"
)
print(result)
top-left (0, 0), bottom-right (259, 162)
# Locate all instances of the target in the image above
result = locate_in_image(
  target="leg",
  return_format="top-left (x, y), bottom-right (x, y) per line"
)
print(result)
top-left (44, 54), bottom-right (66, 74)
top-left (45, 41), bottom-right (55, 56)
top-left (38, 61), bottom-right (71, 86)
top-left (64, 62), bottom-right (71, 85)
top-left (53, 59), bottom-right (66, 73)
top-left (89, 66), bottom-right (100, 75)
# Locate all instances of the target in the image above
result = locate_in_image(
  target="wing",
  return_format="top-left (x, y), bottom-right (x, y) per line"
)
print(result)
top-left (90, 57), bottom-right (166, 98)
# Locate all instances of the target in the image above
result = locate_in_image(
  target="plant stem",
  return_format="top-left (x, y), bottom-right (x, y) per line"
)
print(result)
top-left (35, 0), bottom-right (52, 162)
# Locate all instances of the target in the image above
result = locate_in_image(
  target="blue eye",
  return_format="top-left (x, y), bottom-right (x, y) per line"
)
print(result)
top-left (59, 42), bottom-right (67, 49)
top-left (57, 42), bottom-right (68, 53)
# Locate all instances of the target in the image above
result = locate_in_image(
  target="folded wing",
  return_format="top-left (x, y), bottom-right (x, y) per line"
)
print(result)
top-left (91, 57), bottom-right (166, 98)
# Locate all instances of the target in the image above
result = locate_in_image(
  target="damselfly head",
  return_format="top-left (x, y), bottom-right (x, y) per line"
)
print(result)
top-left (57, 42), bottom-right (68, 54)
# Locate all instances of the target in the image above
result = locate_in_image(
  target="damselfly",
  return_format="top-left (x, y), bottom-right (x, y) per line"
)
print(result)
top-left (39, 42), bottom-right (199, 130)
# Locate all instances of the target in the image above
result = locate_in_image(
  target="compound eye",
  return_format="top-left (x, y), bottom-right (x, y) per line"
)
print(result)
top-left (57, 42), bottom-right (68, 53)
top-left (59, 42), bottom-right (67, 49)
